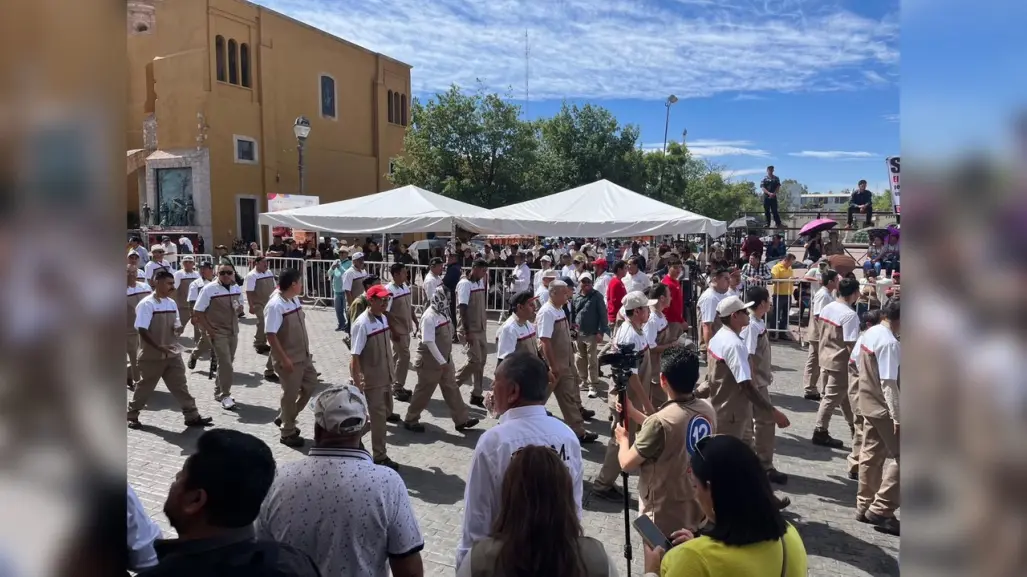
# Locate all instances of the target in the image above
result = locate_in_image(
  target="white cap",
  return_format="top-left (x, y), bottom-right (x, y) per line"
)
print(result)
top-left (578, 273), bottom-right (593, 283)
top-left (542, 269), bottom-right (559, 279)
top-left (540, 255), bottom-right (553, 262)
top-left (312, 383), bottom-right (368, 435)
top-left (716, 295), bottom-right (754, 317)
top-left (150, 245), bottom-right (165, 253)
top-left (622, 290), bottom-right (657, 311)
top-left (181, 255), bottom-right (195, 262)
top-left (350, 251), bottom-right (365, 261)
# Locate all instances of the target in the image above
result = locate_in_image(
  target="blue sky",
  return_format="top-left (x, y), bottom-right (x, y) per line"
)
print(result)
top-left (258, 0), bottom-right (900, 195)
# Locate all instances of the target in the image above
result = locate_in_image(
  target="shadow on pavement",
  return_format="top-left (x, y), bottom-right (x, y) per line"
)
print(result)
top-left (400, 465), bottom-right (467, 506)
top-left (770, 392), bottom-right (819, 414)
top-left (779, 471), bottom-right (857, 505)
top-left (790, 518), bottom-right (899, 577)
top-left (775, 434), bottom-right (843, 463)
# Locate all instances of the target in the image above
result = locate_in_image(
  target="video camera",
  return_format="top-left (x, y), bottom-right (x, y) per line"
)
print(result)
top-left (599, 343), bottom-right (646, 391)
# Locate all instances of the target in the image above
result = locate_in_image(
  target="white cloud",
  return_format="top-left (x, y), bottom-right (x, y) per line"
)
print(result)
top-left (883, 113), bottom-right (900, 123)
top-left (688, 139), bottom-right (770, 158)
top-left (255, 0), bottom-right (899, 100)
top-left (788, 150), bottom-right (878, 159)
top-left (863, 70), bottom-right (888, 84)
top-left (720, 168), bottom-right (768, 179)
top-left (732, 94), bottom-right (766, 101)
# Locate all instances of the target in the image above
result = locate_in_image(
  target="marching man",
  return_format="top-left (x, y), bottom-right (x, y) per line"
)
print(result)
top-left (127, 264), bottom-right (151, 390)
top-left (172, 256), bottom-right (200, 345)
top-left (193, 263), bottom-right (244, 410)
top-left (811, 278), bottom-right (859, 449)
top-left (350, 284), bottom-right (402, 470)
top-left (186, 262), bottom-right (214, 365)
top-left (264, 268), bottom-right (318, 448)
top-left (803, 269), bottom-right (839, 401)
top-left (143, 245), bottom-right (172, 287)
top-left (385, 263), bottom-right (416, 403)
top-left (455, 260), bottom-right (489, 408)
top-left (740, 286), bottom-right (788, 485)
top-left (244, 257), bottom-right (278, 381)
top-left (127, 270), bottom-right (213, 430)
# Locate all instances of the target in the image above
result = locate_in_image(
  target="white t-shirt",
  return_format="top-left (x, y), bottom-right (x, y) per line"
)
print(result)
top-left (162, 242), bottom-right (178, 266)
top-left (134, 294), bottom-right (181, 331)
top-left (263, 293), bottom-right (302, 335)
top-left (187, 277), bottom-right (209, 303)
top-left (342, 266), bottom-right (369, 293)
top-left (623, 270), bottom-right (652, 293)
top-left (593, 272), bottom-right (614, 304)
top-left (533, 267), bottom-right (553, 290)
top-left (422, 272), bottom-right (443, 298)
top-left (708, 326), bottom-right (752, 383)
top-left (510, 263), bottom-right (531, 293)
top-left (534, 283), bottom-right (550, 307)
top-left (456, 278), bottom-right (486, 306)
top-left (127, 282), bottom-right (151, 298)
top-left (819, 301), bottom-right (860, 343)
top-left (535, 301), bottom-right (566, 340)
top-left (385, 282), bottom-right (411, 313)
top-left (812, 286), bottom-right (833, 317)
top-left (697, 287), bottom-right (728, 324)
top-left (859, 324), bottom-right (900, 380)
top-left (350, 310), bottom-right (389, 356)
top-left (173, 269), bottom-right (200, 290)
top-left (143, 259), bottom-right (172, 281)
top-left (419, 307), bottom-right (450, 365)
top-left (741, 314), bottom-right (767, 355)
top-left (244, 269), bottom-right (275, 291)
top-left (496, 316), bottom-right (536, 360)
top-left (644, 310), bottom-right (667, 348)
top-left (614, 321), bottom-right (650, 374)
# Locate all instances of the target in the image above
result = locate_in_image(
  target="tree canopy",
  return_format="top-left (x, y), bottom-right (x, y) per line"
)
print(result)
top-left (389, 85), bottom-right (773, 221)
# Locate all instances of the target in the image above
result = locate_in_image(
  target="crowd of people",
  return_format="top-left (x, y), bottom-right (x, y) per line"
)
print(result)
top-left (125, 226), bottom-right (900, 576)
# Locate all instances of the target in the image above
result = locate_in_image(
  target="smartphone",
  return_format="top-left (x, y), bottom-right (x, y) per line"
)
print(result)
top-left (632, 514), bottom-right (673, 551)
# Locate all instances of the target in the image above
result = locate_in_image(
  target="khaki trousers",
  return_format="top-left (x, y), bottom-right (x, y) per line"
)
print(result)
top-left (717, 402), bottom-right (755, 441)
top-left (741, 385), bottom-right (776, 470)
top-left (211, 334), bottom-right (238, 400)
top-left (815, 369), bottom-right (854, 431)
top-left (392, 333), bottom-right (412, 388)
top-left (126, 333), bottom-right (141, 386)
top-left (649, 369), bottom-right (668, 408)
top-left (276, 359), bottom-right (318, 438)
top-left (594, 385), bottom-right (646, 490)
top-left (858, 415), bottom-right (900, 518)
top-left (253, 307), bottom-right (268, 348)
top-left (179, 303), bottom-right (195, 344)
top-left (127, 356), bottom-right (199, 420)
top-left (362, 385), bottom-right (393, 460)
top-left (405, 361), bottom-right (470, 425)
top-left (802, 341), bottom-right (826, 395)
top-left (667, 322), bottom-right (685, 344)
top-left (848, 414), bottom-right (865, 473)
top-left (548, 368), bottom-right (585, 436)
top-left (455, 332), bottom-right (487, 396)
top-left (575, 335), bottom-right (600, 386)
top-left (192, 331), bottom-right (211, 358)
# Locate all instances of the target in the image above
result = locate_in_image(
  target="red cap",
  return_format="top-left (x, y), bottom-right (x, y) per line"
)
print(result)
top-left (593, 258), bottom-right (608, 267)
top-left (366, 285), bottom-right (391, 299)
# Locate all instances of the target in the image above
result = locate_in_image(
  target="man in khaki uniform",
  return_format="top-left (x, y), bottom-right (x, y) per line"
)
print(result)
top-left (386, 263), bottom-right (416, 403)
top-left (740, 286), bottom-right (788, 485)
top-left (127, 270), bottom-right (213, 430)
top-left (811, 278), bottom-right (859, 448)
top-left (455, 260), bottom-right (489, 407)
top-left (846, 309), bottom-right (882, 479)
top-left (172, 256), bottom-right (200, 344)
top-left (193, 263), bottom-right (244, 410)
top-left (245, 257), bottom-right (278, 381)
top-left (350, 284), bottom-right (401, 470)
top-left (856, 300), bottom-right (900, 536)
top-left (265, 268), bottom-right (318, 448)
top-left (803, 269), bottom-right (838, 401)
top-left (186, 262), bottom-right (214, 361)
top-left (126, 264), bottom-right (151, 390)
top-left (614, 345), bottom-right (717, 537)
top-left (403, 286), bottom-right (479, 433)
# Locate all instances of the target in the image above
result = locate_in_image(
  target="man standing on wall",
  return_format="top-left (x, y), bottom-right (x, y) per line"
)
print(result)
top-left (761, 165), bottom-right (784, 229)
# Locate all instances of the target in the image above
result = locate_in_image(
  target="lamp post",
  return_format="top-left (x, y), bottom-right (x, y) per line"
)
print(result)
top-left (293, 116), bottom-right (311, 195)
top-left (657, 94), bottom-right (679, 201)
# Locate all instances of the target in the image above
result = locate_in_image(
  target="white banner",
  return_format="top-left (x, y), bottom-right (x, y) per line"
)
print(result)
top-left (885, 157), bottom-right (900, 215)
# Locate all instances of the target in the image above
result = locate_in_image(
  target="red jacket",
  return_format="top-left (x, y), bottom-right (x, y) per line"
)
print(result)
top-left (661, 275), bottom-right (684, 323)
top-left (607, 276), bottom-right (627, 322)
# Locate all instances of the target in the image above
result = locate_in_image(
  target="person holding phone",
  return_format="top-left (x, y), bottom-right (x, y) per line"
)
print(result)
top-left (643, 435), bottom-right (808, 577)
top-left (613, 346), bottom-right (717, 540)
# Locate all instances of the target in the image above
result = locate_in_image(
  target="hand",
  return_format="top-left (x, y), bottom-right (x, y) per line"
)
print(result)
top-left (547, 370), bottom-right (557, 386)
top-left (669, 528), bottom-right (695, 546)
top-left (773, 408), bottom-right (791, 428)
top-left (893, 422), bottom-right (900, 437)
top-left (643, 544), bottom-right (666, 574)
top-left (595, 334), bottom-right (603, 344)
top-left (614, 423), bottom-right (628, 445)
top-left (457, 332), bottom-right (467, 344)
top-left (280, 357), bottom-right (294, 374)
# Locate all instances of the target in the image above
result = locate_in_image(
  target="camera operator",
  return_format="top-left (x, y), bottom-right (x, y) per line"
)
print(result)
top-left (613, 345), bottom-right (716, 539)
top-left (592, 291), bottom-right (658, 501)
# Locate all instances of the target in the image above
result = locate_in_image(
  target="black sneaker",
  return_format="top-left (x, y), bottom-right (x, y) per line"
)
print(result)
top-left (767, 468), bottom-right (788, 485)
top-left (375, 457), bottom-right (400, 471)
top-left (803, 391), bottom-right (822, 401)
top-left (264, 372), bottom-right (280, 383)
top-left (187, 355), bottom-right (197, 370)
top-left (127, 419), bottom-right (142, 430)
top-left (255, 345), bottom-right (271, 354)
top-left (184, 416), bottom-right (214, 428)
top-left (775, 495), bottom-right (791, 510)
top-left (579, 407), bottom-right (596, 420)
top-left (577, 431), bottom-right (599, 443)
top-left (386, 413), bottom-right (401, 423)
top-left (403, 421), bottom-right (425, 433)
top-left (848, 468), bottom-right (859, 480)
top-left (273, 417), bottom-right (282, 427)
top-left (592, 485), bottom-right (624, 501)
top-left (456, 417), bottom-right (480, 431)
top-left (812, 429), bottom-right (845, 448)
top-left (280, 433), bottom-right (305, 447)
top-left (393, 388), bottom-right (412, 402)
top-left (469, 395), bottom-right (485, 408)
top-left (864, 511), bottom-right (900, 536)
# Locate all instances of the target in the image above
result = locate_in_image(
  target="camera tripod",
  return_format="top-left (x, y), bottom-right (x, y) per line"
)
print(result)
top-left (609, 366), bottom-right (635, 577)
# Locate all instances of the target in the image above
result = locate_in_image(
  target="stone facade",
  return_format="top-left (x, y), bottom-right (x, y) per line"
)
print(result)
top-left (144, 149), bottom-right (212, 246)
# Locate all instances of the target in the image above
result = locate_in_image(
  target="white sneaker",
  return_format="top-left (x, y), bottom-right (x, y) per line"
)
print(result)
top-left (587, 386), bottom-right (598, 399)
top-left (221, 396), bottom-right (236, 410)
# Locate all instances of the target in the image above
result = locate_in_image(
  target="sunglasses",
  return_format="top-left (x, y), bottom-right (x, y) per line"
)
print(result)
top-left (218, 270), bottom-right (234, 276)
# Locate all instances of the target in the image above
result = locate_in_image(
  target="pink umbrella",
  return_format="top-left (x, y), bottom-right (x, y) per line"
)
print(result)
top-left (800, 218), bottom-right (838, 236)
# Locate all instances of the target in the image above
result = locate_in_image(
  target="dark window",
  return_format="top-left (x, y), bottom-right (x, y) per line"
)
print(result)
top-left (321, 75), bottom-right (336, 118)
top-left (239, 197), bottom-right (258, 243)
top-left (387, 90), bottom-right (394, 123)
top-left (240, 43), bottom-right (251, 87)
top-left (401, 94), bottom-right (407, 126)
top-left (393, 92), bottom-right (401, 124)
top-left (227, 39), bottom-right (238, 84)
top-left (215, 36), bottom-right (226, 82)
top-left (236, 138), bottom-right (256, 162)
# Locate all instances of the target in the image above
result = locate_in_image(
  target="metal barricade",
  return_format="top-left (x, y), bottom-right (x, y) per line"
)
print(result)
top-left (690, 276), bottom-right (817, 343)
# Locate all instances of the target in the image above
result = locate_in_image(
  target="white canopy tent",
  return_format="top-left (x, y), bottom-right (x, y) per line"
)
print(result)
top-left (461, 179), bottom-right (728, 238)
top-left (257, 185), bottom-right (493, 234)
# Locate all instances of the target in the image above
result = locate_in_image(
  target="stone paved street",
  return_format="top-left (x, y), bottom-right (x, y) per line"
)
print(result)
top-left (128, 306), bottom-right (899, 576)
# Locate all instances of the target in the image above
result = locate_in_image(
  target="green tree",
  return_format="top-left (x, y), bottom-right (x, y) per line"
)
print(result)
top-left (778, 179), bottom-right (807, 211)
top-left (389, 84), bottom-right (540, 208)
top-left (874, 189), bottom-right (893, 212)
top-left (642, 141), bottom-right (761, 221)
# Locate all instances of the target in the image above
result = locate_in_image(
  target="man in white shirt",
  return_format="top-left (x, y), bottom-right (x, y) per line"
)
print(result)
top-left (622, 256), bottom-right (652, 293)
top-left (696, 268), bottom-right (731, 357)
top-left (498, 252), bottom-right (532, 324)
top-left (811, 278), bottom-right (860, 449)
top-left (341, 251), bottom-right (369, 334)
top-left (459, 352), bottom-right (583, 568)
top-left (803, 269), bottom-right (839, 401)
top-left (533, 255), bottom-right (554, 290)
top-left (591, 258), bottom-right (613, 307)
top-left (422, 257), bottom-right (445, 298)
top-left (186, 262), bottom-right (214, 367)
top-left (534, 269), bottom-right (558, 307)
top-left (128, 484), bottom-right (162, 572)
top-left (193, 263), bottom-right (245, 410)
top-left (178, 235), bottom-right (194, 254)
top-left (161, 235), bottom-right (179, 269)
top-left (143, 245), bottom-right (173, 286)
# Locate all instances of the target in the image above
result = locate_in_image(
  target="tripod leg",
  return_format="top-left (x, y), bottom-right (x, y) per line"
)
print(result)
top-left (618, 386), bottom-right (633, 577)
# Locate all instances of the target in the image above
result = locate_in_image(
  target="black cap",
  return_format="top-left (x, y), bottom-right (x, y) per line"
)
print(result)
top-left (429, 257), bottom-right (444, 265)
top-left (199, 261), bottom-right (214, 269)
top-left (561, 275), bottom-right (576, 288)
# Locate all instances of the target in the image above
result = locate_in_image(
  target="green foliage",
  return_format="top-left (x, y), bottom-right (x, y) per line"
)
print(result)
top-left (874, 189), bottom-right (893, 212)
top-left (389, 85), bottom-right (777, 221)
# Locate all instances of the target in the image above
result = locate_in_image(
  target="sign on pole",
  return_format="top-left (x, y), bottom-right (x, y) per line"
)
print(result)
top-left (267, 193), bottom-right (319, 241)
top-left (885, 157), bottom-right (900, 215)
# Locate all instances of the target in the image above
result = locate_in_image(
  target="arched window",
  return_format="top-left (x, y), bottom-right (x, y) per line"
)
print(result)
top-left (387, 90), bottom-right (394, 123)
top-left (401, 94), bottom-right (407, 126)
top-left (393, 92), bottom-right (401, 124)
top-left (227, 39), bottom-right (238, 85)
top-left (215, 36), bottom-right (226, 82)
top-left (240, 43), bottom-right (251, 87)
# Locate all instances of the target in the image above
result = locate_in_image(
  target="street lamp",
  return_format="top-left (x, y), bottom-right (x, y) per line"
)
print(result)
top-left (293, 116), bottom-right (311, 195)
top-left (658, 95), bottom-right (679, 201)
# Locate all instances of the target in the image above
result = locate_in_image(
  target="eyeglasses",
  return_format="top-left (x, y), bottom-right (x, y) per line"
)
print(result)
top-left (218, 271), bottom-right (234, 276)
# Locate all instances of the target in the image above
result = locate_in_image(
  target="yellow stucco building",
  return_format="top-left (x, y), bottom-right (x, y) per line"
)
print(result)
top-left (126, 0), bottom-right (411, 247)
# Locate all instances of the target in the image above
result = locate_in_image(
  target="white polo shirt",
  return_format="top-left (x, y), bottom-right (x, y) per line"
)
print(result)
top-left (193, 281), bottom-right (242, 313)
top-left (593, 272), bottom-right (614, 304)
top-left (422, 272), bottom-right (443, 298)
top-left (644, 310), bottom-right (667, 347)
top-left (741, 314), bottom-right (767, 355)
top-left (534, 283), bottom-right (550, 307)
top-left (143, 259), bottom-right (172, 281)
top-left (457, 405), bottom-right (583, 568)
top-left (134, 294), bottom-right (182, 331)
top-left (173, 269), bottom-right (200, 289)
top-left (495, 316), bottom-right (536, 360)
top-left (350, 310), bottom-right (389, 356)
top-left (812, 286), bottom-right (833, 317)
top-left (697, 287), bottom-right (729, 325)
top-left (623, 270), bottom-right (652, 293)
top-left (127, 282), bottom-right (151, 298)
top-left (419, 307), bottom-right (450, 365)
top-left (186, 277), bottom-right (209, 303)
top-left (820, 301), bottom-right (860, 343)
top-left (510, 263), bottom-right (531, 293)
top-left (244, 269), bottom-right (275, 291)
top-left (263, 293), bottom-right (302, 334)
top-left (456, 277), bottom-right (486, 306)
top-left (708, 326), bottom-right (752, 383)
top-left (535, 301), bottom-right (566, 340)
top-left (385, 282), bottom-right (411, 312)
top-left (342, 266), bottom-right (369, 294)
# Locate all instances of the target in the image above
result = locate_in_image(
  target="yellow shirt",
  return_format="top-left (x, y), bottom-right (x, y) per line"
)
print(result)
top-left (769, 262), bottom-right (794, 296)
top-left (661, 524), bottom-right (807, 577)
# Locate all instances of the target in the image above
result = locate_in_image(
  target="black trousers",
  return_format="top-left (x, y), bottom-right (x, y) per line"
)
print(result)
top-left (763, 196), bottom-right (782, 226)
top-left (847, 204), bottom-right (873, 226)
